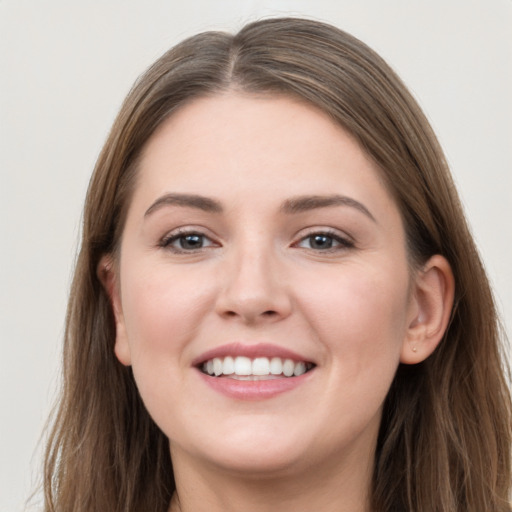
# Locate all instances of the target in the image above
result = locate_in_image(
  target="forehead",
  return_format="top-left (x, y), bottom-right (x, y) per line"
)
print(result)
top-left (131, 92), bottom-right (399, 220)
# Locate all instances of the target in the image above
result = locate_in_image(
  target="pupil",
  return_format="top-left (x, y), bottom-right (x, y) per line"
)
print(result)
top-left (311, 235), bottom-right (332, 249)
top-left (180, 234), bottom-right (202, 249)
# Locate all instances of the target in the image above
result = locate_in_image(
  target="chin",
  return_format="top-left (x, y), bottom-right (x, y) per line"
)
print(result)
top-left (201, 444), bottom-right (310, 478)
top-left (171, 419), bottom-right (316, 477)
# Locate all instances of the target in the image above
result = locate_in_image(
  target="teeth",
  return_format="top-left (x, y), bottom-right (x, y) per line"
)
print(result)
top-left (252, 357), bottom-right (270, 375)
top-left (282, 359), bottom-right (295, 377)
top-left (213, 358), bottom-right (223, 376)
top-left (293, 361), bottom-right (306, 376)
top-left (269, 357), bottom-right (283, 375)
top-left (234, 356), bottom-right (252, 375)
top-left (201, 356), bottom-right (312, 378)
top-left (222, 356), bottom-right (235, 375)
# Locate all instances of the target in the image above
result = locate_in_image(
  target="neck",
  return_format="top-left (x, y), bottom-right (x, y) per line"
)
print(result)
top-left (168, 442), bottom-right (374, 512)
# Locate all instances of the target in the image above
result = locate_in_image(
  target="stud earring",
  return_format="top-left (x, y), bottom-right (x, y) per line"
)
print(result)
top-left (412, 346), bottom-right (418, 353)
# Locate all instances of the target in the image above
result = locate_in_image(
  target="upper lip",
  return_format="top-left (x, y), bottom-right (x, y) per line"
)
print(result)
top-left (192, 342), bottom-right (314, 367)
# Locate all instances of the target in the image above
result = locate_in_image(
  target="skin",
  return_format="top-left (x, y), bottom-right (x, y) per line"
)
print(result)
top-left (101, 93), bottom-right (454, 512)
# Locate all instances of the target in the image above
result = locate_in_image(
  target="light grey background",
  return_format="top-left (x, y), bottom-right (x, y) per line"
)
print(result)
top-left (1, 1), bottom-right (511, 510)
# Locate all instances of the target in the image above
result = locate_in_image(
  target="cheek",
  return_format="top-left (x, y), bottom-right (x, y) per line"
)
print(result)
top-left (117, 263), bottom-right (217, 428)
top-left (119, 263), bottom-right (215, 365)
top-left (297, 260), bottom-right (410, 372)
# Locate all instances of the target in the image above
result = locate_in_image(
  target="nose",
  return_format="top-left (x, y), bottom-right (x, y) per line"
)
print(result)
top-left (215, 246), bottom-right (292, 324)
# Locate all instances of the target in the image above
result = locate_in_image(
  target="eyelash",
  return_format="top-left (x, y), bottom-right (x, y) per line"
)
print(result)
top-left (158, 228), bottom-right (354, 254)
top-left (159, 229), bottom-right (217, 253)
top-left (293, 229), bottom-right (354, 252)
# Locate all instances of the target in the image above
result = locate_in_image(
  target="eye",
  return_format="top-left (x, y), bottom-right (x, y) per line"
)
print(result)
top-left (295, 231), bottom-right (353, 251)
top-left (160, 230), bottom-right (217, 252)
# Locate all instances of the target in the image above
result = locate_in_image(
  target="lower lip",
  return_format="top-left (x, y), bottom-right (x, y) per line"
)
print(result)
top-left (197, 369), bottom-right (313, 400)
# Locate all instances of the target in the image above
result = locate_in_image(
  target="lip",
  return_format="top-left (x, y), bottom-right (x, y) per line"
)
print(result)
top-left (192, 342), bottom-right (316, 401)
top-left (191, 342), bottom-right (313, 366)
top-left (196, 368), bottom-right (314, 400)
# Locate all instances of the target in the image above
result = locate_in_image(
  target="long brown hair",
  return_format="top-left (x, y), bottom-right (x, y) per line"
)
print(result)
top-left (42, 17), bottom-right (511, 511)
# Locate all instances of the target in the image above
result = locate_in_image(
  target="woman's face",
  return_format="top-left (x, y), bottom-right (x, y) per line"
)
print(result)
top-left (111, 93), bottom-right (420, 477)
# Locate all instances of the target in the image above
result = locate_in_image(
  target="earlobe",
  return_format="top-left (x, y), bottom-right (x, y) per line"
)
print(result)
top-left (400, 255), bottom-right (455, 365)
top-left (97, 255), bottom-right (132, 366)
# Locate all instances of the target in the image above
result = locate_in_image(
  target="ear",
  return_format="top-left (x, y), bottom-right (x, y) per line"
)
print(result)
top-left (97, 255), bottom-right (132, 366)
top-left (400, 255), bottom-right (455, 364)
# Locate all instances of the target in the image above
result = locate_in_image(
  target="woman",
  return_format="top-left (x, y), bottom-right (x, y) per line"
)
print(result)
top-left (42, 17), bottom-right (511, 511)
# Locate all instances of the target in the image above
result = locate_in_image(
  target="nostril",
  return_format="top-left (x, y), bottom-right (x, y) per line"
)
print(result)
top-left (222, 309), bottom-right (278, 320)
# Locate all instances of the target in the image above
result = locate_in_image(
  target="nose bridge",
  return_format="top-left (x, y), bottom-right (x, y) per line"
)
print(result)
top-left (216, 235), bottom-right (291, 322)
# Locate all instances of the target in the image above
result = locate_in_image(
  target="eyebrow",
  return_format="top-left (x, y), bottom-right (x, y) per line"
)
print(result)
top-left (144, 192), bottom-right (375, 222)
top-left (145, 193), bottom-right (223, 217)
top-left (281, 194), bottom-right (376, 222)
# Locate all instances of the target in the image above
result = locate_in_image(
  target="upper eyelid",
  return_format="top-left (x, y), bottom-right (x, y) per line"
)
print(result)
top-left (161, 225), bottom-right (217, 239)
top-left (292, 226), bottom-right (355, 243)
top-left (159, 227), bottom-right (220, 248)
top-left (157, 225), bottom-right (355, 246)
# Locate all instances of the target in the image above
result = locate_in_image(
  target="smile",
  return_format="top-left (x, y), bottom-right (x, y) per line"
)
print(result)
top-left (201, 356), bottom-right (314, 378)
top-left (194, 343), bottom-right (316, 399)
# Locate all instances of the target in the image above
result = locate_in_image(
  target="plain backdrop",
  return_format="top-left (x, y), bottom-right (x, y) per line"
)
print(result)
top-left (1, 1), bottom-right (511, 510)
